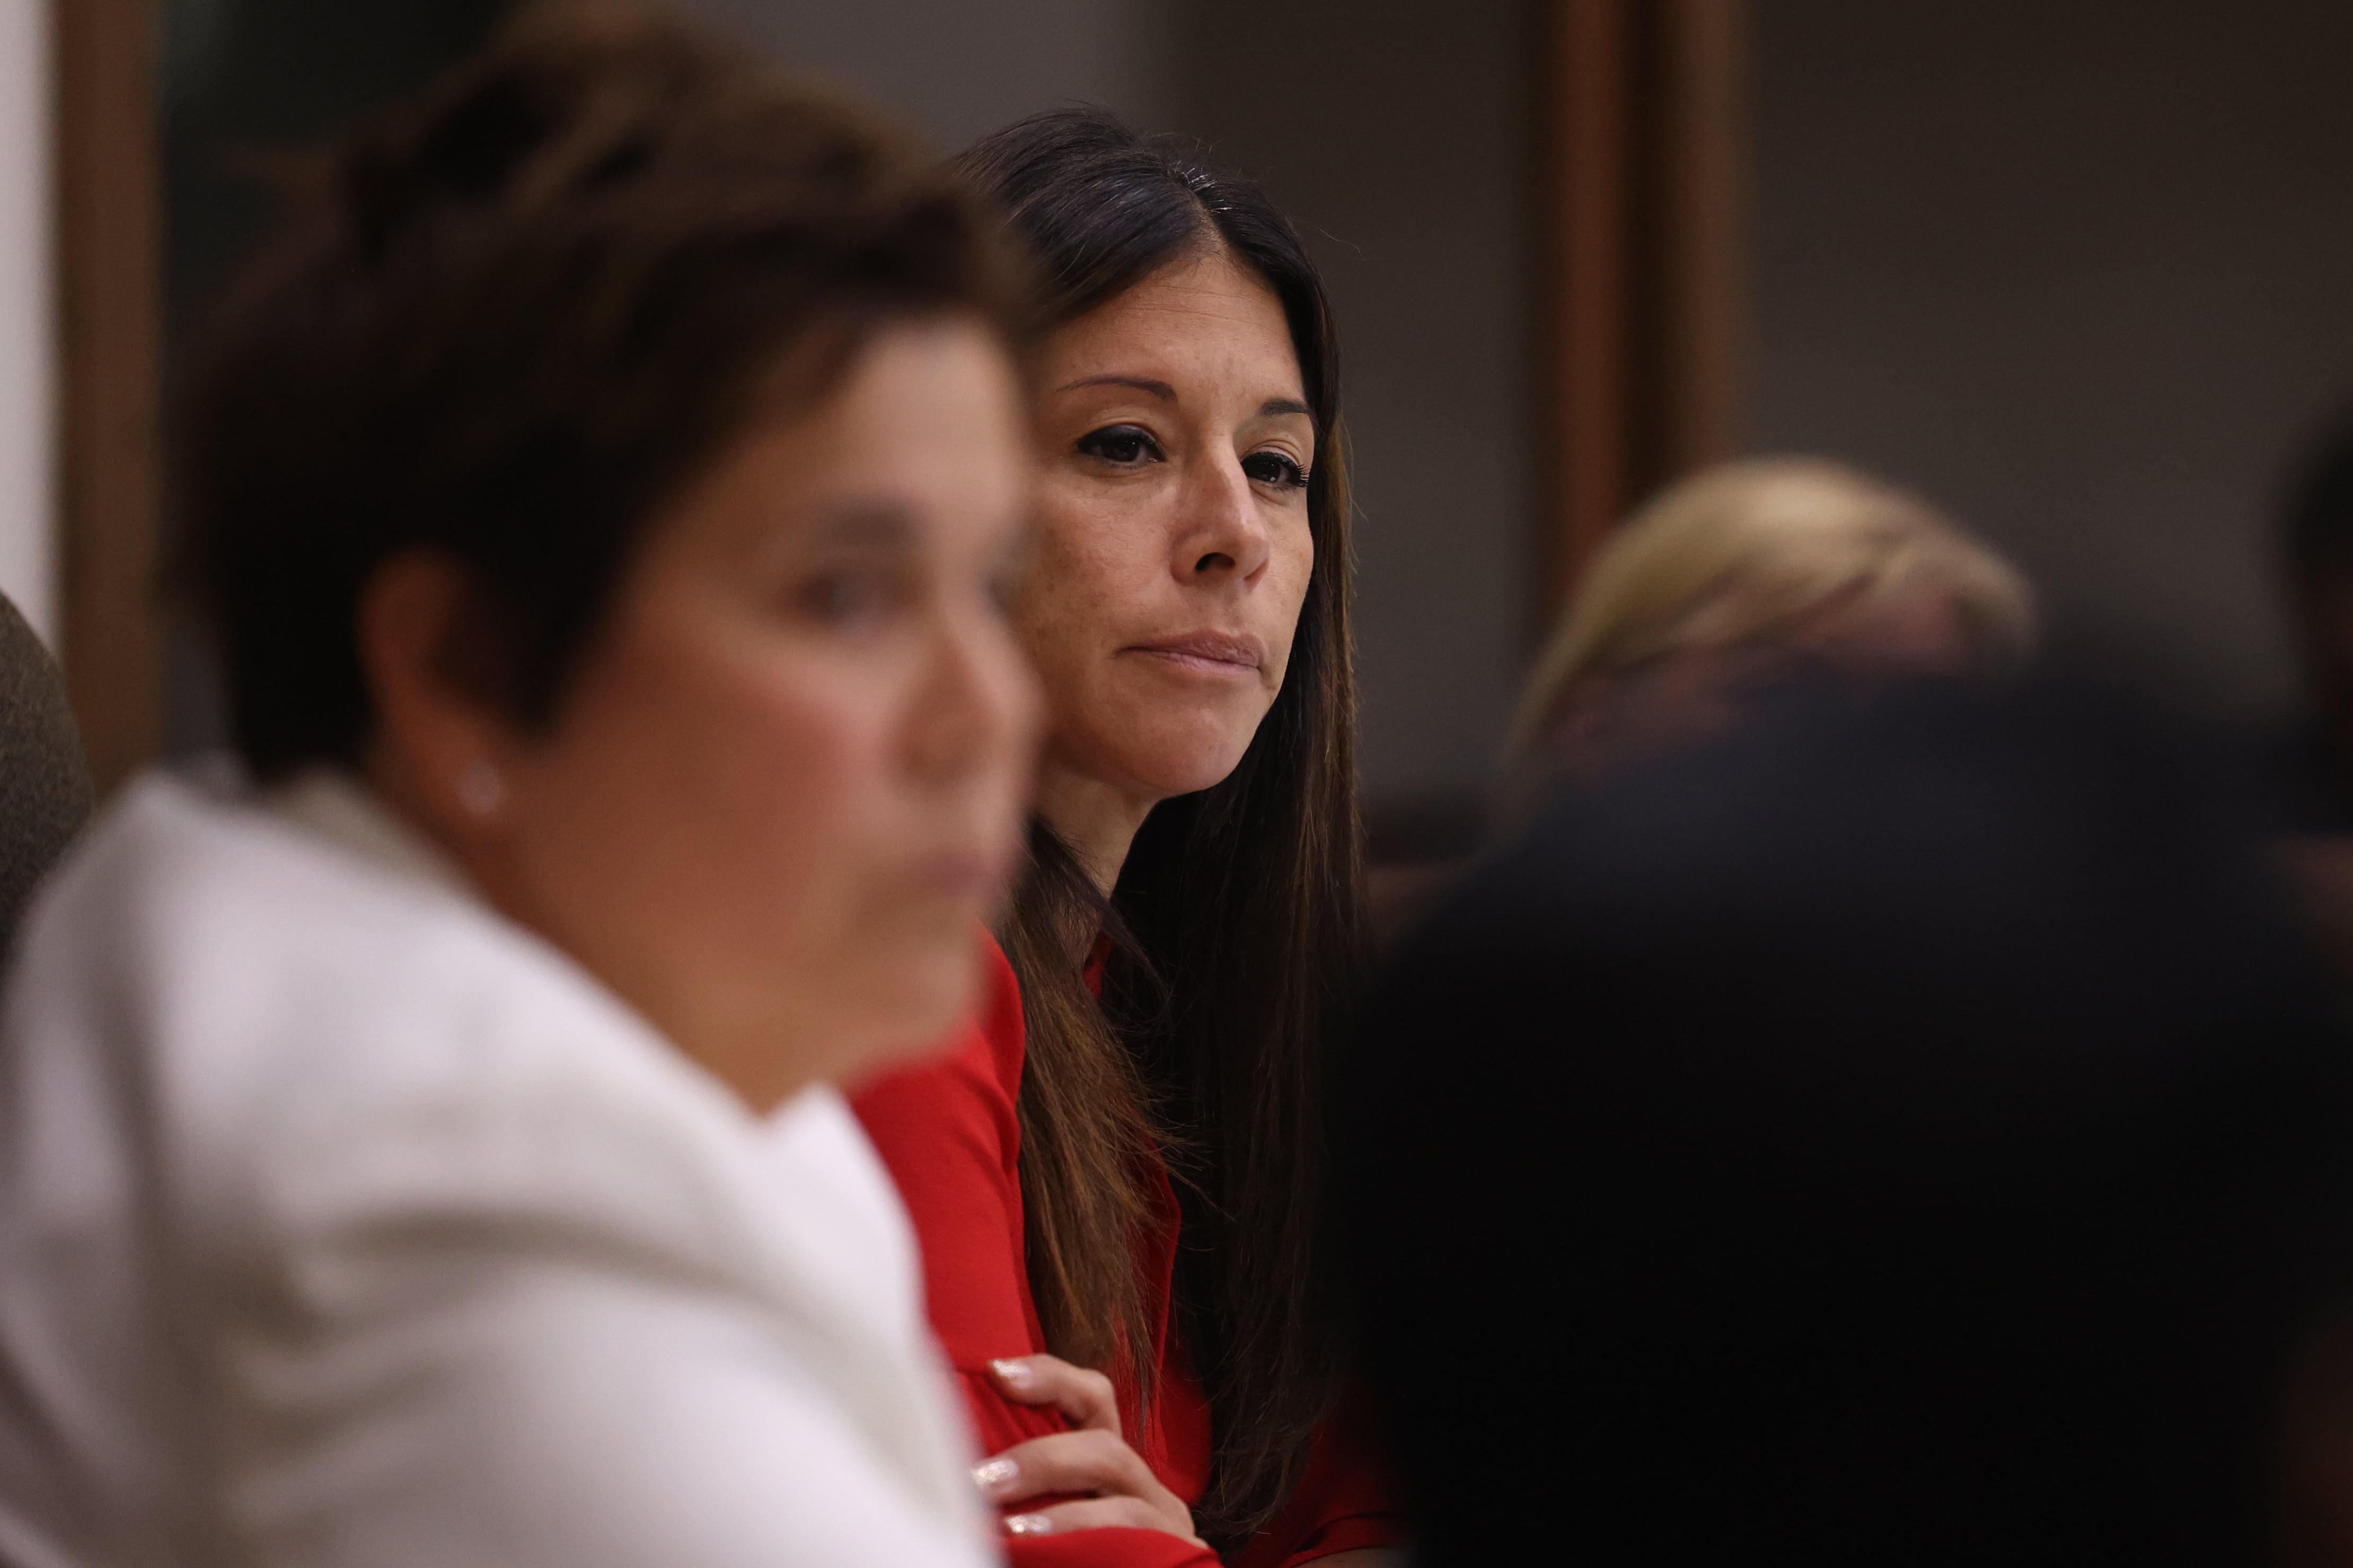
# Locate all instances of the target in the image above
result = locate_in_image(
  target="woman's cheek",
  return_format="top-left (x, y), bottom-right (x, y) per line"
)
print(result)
top-left (718, 668), bottom-right (875, 862)
top-left (1276, 525), bottom-right (1316, 618)
top-left (1014, 597), bottom-right (1103, 708)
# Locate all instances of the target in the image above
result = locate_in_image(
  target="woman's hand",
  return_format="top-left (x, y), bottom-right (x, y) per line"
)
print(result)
top-left (971, 1353), bottom-right (1204, 1546)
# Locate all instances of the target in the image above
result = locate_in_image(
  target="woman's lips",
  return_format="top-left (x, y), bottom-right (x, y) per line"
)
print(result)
top-left (1124, 632), bottom-right (1265, 676)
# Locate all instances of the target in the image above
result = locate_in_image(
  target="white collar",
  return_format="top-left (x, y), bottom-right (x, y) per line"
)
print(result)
top-left (263, 768), bottom-right (475, 902)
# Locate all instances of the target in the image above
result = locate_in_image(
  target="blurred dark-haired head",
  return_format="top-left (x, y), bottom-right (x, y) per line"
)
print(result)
top-left (171, 0), bottom-right (1026, 780)
top-left (1339, 673), bottom-right (2353, 1566)
top-left (164, 2), bottom-right (1043, 1106)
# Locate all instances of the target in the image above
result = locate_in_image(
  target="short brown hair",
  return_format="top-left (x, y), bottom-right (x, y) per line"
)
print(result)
top-left (171, 2), bottom-right (1025, 780)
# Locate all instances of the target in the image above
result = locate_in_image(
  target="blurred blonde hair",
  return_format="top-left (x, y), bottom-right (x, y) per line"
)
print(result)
top-left (1506, 457), bottom-right (2033, 770)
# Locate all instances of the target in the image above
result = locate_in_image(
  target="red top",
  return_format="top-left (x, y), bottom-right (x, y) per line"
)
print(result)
top-left (852, 935), bottom-right (1402, 1568)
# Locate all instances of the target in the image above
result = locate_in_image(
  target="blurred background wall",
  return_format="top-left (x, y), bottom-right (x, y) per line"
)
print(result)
top-left (35, 0), bottom-right (2352, 812)
top-left (159, 0), bottom-right (512, 754)
top-left (1750, 0), bottom-right (2353, 717)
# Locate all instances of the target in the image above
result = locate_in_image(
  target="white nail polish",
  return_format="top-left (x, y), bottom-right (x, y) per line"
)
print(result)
top-left (972, 1456), bottom-right (1018, 1492)
top-left (991, 1357), bottom-right (1032, 1386)
top-left (1006, 1513), bottom-right (1054, 1536)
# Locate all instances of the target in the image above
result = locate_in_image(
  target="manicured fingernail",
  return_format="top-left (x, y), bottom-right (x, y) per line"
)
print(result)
top-left (972, 1456), bottom-right (1019, 1495)
top-left (990, 1357), bottom-right (1032, 1387)
top-left (1005, 1513), bottom-right (1054, 1536)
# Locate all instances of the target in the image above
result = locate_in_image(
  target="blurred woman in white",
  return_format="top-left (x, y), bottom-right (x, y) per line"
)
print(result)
top-left (1502, 457), bottom-right (2033, 810)
top-left (0, 11), bottom-right (1036, 1566)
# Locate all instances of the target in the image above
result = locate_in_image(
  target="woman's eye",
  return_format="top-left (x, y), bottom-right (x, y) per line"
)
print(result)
top-left (1243, 450), bottom-right (1310, 490)
top-left (1076, 424), bottom-right (1162, 467)
top-left (795, 568), bottom-right (902, 626)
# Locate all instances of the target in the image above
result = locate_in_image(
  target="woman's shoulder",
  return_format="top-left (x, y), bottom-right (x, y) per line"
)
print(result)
top-left (759, 1085), bottom-right (931, 1337)
top-left (16, 769), bottom-right (588, 1059)
top-left (5, 769), bottom-right (786, 1264)
top-left (0, 773), bottom-right (1002, 1562)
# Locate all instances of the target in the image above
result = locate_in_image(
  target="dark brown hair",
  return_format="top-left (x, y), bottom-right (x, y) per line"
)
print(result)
top-left (962, 108), bottom-right (1367, 1550)
top-left (171, 2), bottom-right (1024, 779)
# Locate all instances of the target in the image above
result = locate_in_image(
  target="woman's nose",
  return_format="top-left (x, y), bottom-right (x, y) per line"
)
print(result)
top-left (905, 603), bottom-right (1040, 787)
top-left (1174, 453), bottom-right (1272, 585)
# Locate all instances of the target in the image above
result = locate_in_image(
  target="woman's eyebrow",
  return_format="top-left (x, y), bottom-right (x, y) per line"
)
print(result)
top-left (805, 500), bottom-right (919, 547)
top-left (1054, 374), bottom-right (1176, 400)
top-left (1258, 397), bottom-right (1312, 420)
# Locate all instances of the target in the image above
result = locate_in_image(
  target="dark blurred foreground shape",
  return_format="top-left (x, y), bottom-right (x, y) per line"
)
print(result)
top-left (0, 593), bottom-right (91, 950)
top-left (1338, 674), bottom-right (2353, 1567)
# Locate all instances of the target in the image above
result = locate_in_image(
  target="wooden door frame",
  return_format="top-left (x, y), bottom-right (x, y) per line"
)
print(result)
top-left (1539, 0), bottom-right (1749, 624)
top-left (54, 0), bottom-right (163, 793)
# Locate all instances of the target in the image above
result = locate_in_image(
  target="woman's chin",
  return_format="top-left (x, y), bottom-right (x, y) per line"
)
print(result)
top-left (824, 938), bottom-right (981, 1085)
top-left (1081, 684), bottom-right (1269, 785)
top-left (1098, 733), bottom-right (1261, 803)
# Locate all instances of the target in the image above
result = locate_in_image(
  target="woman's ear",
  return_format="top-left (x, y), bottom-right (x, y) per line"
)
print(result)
top-left (355, 552), bottom-right (519, 844)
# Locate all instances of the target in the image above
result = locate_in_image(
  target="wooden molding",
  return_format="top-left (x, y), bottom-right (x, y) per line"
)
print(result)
top-left (1547, 0), bottom-right (1632, 623)
top-left (1540, 0), bottom-right (1749, 624)
top-left (1656, 0), bottom-right (1748, 478)
top-left (54, 0), bottom-right (162, 793)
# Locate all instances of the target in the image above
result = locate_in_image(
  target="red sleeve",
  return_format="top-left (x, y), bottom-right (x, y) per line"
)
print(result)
top-left (853, 935), bottom-right (1220, 1568)
top-left (1228, 1389), bottom-right (1407, 1568)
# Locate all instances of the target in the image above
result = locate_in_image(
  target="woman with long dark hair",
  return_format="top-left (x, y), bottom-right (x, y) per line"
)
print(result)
top-left (854, 110), bottom-right (1396, 1568)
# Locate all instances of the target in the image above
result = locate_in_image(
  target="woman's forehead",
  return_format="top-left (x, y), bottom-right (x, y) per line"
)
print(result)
top-left (1046, 255), bottom-right (1297, 379)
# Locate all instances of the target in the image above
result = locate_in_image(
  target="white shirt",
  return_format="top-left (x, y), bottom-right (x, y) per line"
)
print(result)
top-left (0, 769), bottom-right (995, 1568)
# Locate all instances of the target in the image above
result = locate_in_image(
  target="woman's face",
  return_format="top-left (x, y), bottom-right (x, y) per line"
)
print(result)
top-left (481, 318), bottom-right (1038, 1106)
top-left (1016, 246), bottom-right (1317, 811)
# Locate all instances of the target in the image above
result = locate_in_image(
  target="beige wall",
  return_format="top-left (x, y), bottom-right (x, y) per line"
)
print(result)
top-left (674, 0), bottom-right (1177, 152)
top-left (1174, 0), bottom-right (1539, 809)
top-left (0, 0), bottom-right (53, 647)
